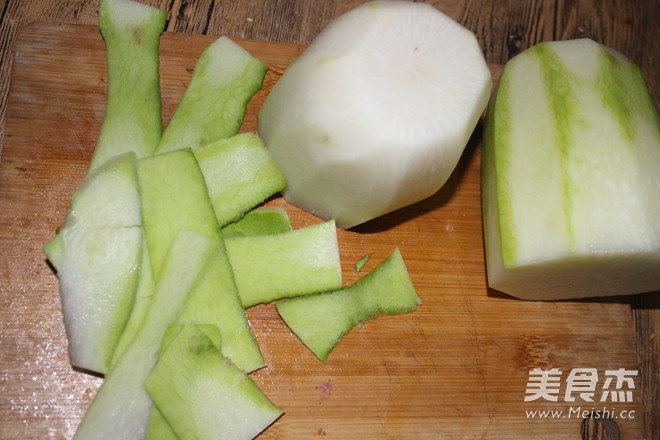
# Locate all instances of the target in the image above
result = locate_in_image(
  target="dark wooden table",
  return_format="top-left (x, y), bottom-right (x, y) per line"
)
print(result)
top-left (1, 1), bottom-right (658, 439)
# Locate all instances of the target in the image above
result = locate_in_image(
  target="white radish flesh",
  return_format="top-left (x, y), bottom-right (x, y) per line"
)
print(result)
top-left (258, 0), bottom-right (492, 229)
top-left (482, 39), bottom-right (660, 300)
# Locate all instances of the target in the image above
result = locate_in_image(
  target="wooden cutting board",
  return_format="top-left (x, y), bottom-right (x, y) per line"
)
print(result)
top-left (0, 23), bottom-right (645, 439)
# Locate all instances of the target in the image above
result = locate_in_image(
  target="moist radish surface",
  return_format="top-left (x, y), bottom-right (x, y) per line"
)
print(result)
top-left (258, 0), bottom-right (492, 229)
top-left (482, 39), bottom-right (660, 300)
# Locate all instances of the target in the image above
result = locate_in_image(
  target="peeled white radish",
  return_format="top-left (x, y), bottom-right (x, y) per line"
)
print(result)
top-left (258, 0), bottom-right (492, 229)
top-left (482, 39), bottom-right (660, 300)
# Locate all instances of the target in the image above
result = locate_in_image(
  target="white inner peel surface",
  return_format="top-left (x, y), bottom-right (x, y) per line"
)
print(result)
top-left (59, 226), bottom-right (142, 372)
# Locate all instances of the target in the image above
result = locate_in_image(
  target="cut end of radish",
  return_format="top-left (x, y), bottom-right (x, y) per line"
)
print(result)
top-left (258, 0), bottom-right (491, 229)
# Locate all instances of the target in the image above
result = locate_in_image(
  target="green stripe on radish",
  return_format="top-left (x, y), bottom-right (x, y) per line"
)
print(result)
top-left (482, 38), bottom-right (660, 300)
top-left (534, 42), bottom-right (578, 254)
top-left (488, 69), bottom-right (517, 266)
top-left (597, 49), bottom-right (636, 141)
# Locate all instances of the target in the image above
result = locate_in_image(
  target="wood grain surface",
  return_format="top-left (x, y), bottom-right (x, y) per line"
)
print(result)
top-left (0, 20), bottom-right (654, 439)
top-left (0, 1), bottom-right (658, 439)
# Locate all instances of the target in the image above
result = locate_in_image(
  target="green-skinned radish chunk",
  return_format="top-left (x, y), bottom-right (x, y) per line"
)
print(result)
top-left (482, 39), bottom-right (660, 300)
top-left (156, 37), bottom-right (268, 154)
top-left (225, 220), bottom-right (342, 307)
top-left (88, 0), bottom-right (166, 171)
top-left (194, 132), bottom-right (287, 227)
top-left (73, 230), bottom-right (217, 440)
top-left (276, 248), bottom-right (420, 362)
top-left (177, 244), bottom-right (265, 373)
top-left (144, 324), bottom-right (283, 440)
top-left (258, 0), bottom-right (492, 229)
top-left (222, 207), bottom-right (292, 238)
top-left (137, 149), bottom-right (222, 280)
